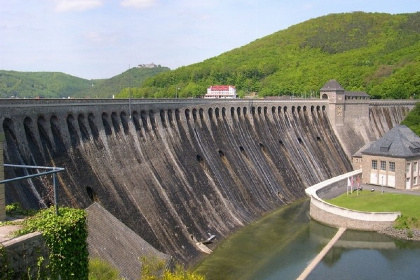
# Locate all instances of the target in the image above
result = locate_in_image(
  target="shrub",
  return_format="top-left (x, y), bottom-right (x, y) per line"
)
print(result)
top-left (88, 258), bottom-right (122, 280)
top-left (141, 257), bottom-right (205, 280)
top-left (16, 207), bottom-right (88, 280)
top-left (394, 215), bottom-right (409, 229)
top-left (407, 229), bottom-right (413, 239)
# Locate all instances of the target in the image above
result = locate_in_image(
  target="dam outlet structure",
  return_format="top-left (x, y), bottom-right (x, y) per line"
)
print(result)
top-left (0, 95), bottom-right (415, 265)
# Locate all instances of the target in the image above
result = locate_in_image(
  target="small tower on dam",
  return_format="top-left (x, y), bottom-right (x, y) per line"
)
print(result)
top-left (320, 79), bottom-right (370, 127)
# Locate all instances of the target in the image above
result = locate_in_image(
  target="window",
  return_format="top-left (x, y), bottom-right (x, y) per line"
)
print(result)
top-left (372, 160), bottom-right (377, 170)
top-left (389, 162), bottom-right (395, 172)
top-left (406, 163), bottom-right (411, 173)
top-left (414, 177), bottom-right (418, 185)
top-left (380, 161), bottom-right (386, 171)
top-left (414, 162), bottom-right (418, 172)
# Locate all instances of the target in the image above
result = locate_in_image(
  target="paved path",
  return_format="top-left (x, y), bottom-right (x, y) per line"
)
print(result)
top-left (322, 183), bottom-right (420, 200)
top-left (0, 217), bottom-right (24, 243)
top-left (296, 227), bottom-right (347, 280)
top-left (0, 224), bottom-right (22, 243)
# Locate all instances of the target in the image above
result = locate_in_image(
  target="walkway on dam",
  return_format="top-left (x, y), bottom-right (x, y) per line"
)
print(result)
top-left (296, 227), bottom-right (346, 280)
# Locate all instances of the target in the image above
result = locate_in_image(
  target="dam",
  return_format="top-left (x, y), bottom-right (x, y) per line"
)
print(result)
top-left (0, 87), bottom-right (416, 266)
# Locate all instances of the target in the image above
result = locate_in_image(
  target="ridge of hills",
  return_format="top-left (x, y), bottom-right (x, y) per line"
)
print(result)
top-left (121, 11), bottom-right (420, 99)
top-left (1, 12), bottom-right (420, 99)
top-left (0, 66), bottom-right (170, 99)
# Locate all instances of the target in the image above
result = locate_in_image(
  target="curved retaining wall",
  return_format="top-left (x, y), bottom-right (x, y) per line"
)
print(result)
top-left (305, 170), bottom-right (400, 231)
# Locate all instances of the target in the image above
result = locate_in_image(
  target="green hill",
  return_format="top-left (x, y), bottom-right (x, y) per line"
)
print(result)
top-left (123, 12), bottom-right (420, 99)
top-left (0, 66), bottom-right (170, 99)
top-left (402, 102), bottom-right (420, 136)
top-left (0, 71), bottom-right (91, 98)
top-left (91, 66), bottom-right (170, 98)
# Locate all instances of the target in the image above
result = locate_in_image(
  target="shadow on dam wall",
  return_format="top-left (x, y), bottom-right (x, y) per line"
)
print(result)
top-left (1, 102), bottom-right (369, 263)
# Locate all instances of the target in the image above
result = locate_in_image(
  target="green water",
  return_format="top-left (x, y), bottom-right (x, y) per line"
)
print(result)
top-left (194, 199), bottom-right (420, 280)
top-left (194, 199), bottom-right (337, 279)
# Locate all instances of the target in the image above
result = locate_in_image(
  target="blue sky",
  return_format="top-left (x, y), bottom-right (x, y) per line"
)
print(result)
top-left (1, 0), bottom-right (419, 79)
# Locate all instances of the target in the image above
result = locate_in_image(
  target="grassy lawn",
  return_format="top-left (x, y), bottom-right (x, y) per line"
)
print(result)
top-left (326, 192), bottom-right (420, 228)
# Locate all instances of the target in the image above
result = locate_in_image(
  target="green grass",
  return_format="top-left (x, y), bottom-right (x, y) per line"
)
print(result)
top-left (326, 192), bottom-right (420, 229)
top-left (326, 191), bottom-right (420, 229)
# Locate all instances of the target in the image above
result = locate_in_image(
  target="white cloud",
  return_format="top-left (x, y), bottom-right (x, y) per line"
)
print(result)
top-left (120, 0), bottom-right (156, 9)
top-left (53, 0), bottom-right (103, 12)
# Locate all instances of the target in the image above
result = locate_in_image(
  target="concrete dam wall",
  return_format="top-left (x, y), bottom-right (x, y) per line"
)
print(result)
top-left (0, 98), bottom-right (412, 263)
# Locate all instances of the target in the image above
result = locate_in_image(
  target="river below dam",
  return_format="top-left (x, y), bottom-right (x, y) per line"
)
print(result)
top-left (194, 199), bottom-right (420, 280)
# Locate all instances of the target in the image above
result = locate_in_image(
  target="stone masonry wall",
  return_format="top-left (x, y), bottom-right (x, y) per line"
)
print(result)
top-left (1, 232), bottom-right (49, 279)
top-left (306, 170), bottom-right (400, 231)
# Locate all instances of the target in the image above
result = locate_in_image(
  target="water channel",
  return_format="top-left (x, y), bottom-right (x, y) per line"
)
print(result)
top-left (194, 199), bottom-right (420, 279)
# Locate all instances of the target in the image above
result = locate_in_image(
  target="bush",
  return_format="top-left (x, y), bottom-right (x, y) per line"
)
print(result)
top-left (394, 215), bottom-right (410, 229)
top-left (141, 257), bottom-right (205, 280)
top-left (16, 207), bottom-right (88, 280)
top-left (5, 202), bottom-right (37, 217)
top-left (88, 258), bottom-right (122, 280)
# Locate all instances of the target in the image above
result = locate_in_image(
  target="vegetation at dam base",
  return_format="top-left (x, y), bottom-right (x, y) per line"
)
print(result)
top-left (89, 257), bottom-right (205, 280)
top-left (0, 206), bottom-right (88, 280)
top-left (1, 204), bottom-right (205, 280)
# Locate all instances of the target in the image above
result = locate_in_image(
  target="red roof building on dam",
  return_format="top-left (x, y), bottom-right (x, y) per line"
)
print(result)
top-left (204, 85), bottom-right (237, 99)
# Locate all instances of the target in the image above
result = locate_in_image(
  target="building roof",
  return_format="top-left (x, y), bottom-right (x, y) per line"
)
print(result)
top-left (353, 141), bottom-right (374, 157)
top-left (320, 79), bottom-right (344, 91)
top-left (361, 125), bottom-right (420, 158)
top-left (345, 91), bottom-right (369, 97)
top-left (208, 85), bottom-right (235, 91)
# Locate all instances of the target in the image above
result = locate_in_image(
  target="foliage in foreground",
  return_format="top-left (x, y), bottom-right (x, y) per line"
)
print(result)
top-left (88, 258), bottom-right (123, 280)
top-left (5, 202), bottom-right (37, 217)
top-left (88, 256), bottom-right (205, 280)
top-left (16, 207), bottom-right (89, 280)
top-left (142, 257), bottom-right (205, 280)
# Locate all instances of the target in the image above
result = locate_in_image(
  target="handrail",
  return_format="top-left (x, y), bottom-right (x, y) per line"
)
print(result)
top-left (0, 164), bottom-right (65, 215)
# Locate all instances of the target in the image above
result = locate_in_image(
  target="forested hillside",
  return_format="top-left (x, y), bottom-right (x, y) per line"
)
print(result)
top-left (402, 102), bottom-right (420, 136)
top-left (92, 66), bottom-right (170, 98)
top-left (0, 71), bottom-right (91, 98)
top-left (119, 12), bottom-right (420, 99)
top-left (0, 66), bottom-right (169, 98)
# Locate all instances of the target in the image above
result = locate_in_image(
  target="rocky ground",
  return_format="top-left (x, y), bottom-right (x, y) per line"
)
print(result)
top-left (378, 227), bottom-right (420, 241)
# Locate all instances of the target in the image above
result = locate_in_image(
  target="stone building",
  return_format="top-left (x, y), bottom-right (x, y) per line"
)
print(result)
top-left (320, 79), bottom-right (370, 127)
top-left (361, 125), bottom-right (420, 190)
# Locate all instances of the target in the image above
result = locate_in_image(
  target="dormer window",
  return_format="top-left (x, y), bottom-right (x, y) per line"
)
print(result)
top-left (409, 141), bottom-right (420, 153)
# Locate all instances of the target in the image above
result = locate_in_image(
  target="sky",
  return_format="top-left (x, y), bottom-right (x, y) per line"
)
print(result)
top-left (1, 0), bottom-right (419, 80)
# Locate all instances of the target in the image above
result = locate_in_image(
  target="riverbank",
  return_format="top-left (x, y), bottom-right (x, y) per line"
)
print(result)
top-left (379, 227), bottom-right (420, 241)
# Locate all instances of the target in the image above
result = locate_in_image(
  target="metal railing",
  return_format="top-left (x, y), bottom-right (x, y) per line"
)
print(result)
top-left (0, 164), bottom-right (65, 215)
